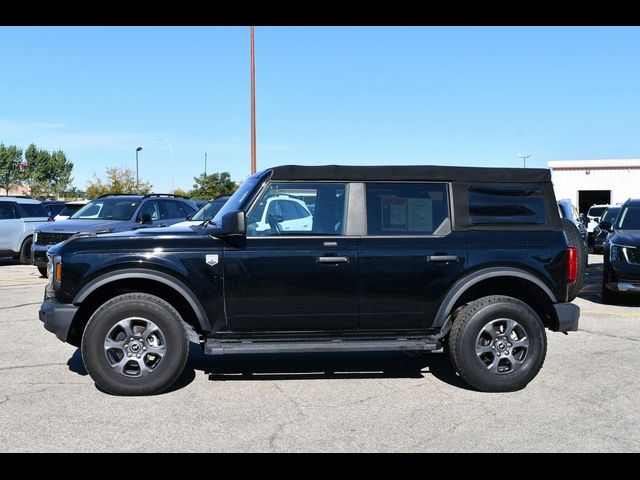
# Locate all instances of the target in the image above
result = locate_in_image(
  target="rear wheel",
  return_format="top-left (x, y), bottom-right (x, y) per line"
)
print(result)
top-left (561, 219), bottom-right (586, 301)
top-left (19, 236), bottom-right (33, 265)
top-left (81, 293), bottom-right (189, 396)
top-left (448, 295), bottom-right (547, 392)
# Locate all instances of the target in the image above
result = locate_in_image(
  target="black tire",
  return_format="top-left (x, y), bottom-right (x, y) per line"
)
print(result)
top-left (601, 269), bottom-right (622, 304)
top-left (19, 236), bottom-right (33, 265)
top-left (561, 218), bottom-right (586, 302)
top-left (37, 266), bottom-right (48, 278)
top-left (81, 293), bottom-right (189, 396)
top-left (448, 295), bottom-right (547, 392)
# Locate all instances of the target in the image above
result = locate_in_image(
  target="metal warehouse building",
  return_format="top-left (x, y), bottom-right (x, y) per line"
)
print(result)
top-left (548, 159), bottom-right (640, 214)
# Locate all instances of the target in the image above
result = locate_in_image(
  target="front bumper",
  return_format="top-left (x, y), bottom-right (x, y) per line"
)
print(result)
top-left (552, 303), bottom-right (580, 332)
top-left (31, 243), bottom-right (50, 267)
top-left (39, 298), bottom-right (78, 343)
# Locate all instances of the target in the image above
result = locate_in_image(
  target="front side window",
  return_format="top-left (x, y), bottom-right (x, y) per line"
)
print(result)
top-left (366, 183), bottom-right (450, 235)
top-left (247, 182), bottom-right (345, 236)
top-left (468, 185), bottom-right (545, 225)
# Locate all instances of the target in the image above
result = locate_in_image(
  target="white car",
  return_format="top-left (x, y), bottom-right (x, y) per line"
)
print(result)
top-left (586, 204), bottom-right (611, 234)
top-left (170, 196), bottom-right (230, 228)
top-left (0, 197), bottom-right (50, 264)
top-left (248, 195), bottom-right (313, 233)
top-left (54, 200), bottom-right (89, 221)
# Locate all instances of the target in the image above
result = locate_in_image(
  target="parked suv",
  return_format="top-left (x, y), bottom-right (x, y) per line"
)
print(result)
top-left (39, 165), bottom-right (579, 395)
top-left (31, 194), bottom-right (197, 276)
top-left (602, 199), bottom-right (640, 303)
top-left (0, 197), bottom-right (49, 264)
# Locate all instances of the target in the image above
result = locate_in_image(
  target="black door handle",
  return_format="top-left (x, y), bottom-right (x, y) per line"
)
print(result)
top-left (427, 255), bottom-right (460, 262)
top-left (318, 256), bottom-right (349, 264)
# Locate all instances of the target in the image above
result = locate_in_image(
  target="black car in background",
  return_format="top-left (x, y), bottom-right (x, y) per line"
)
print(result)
top-left (593, 206), bottom-right (621, 254)
top-left (602, 199), bottom-right (640, 303)
top-left (42, 200), bottom-right (66, 220)
top-left (558, 199), bottom-right (588, 247)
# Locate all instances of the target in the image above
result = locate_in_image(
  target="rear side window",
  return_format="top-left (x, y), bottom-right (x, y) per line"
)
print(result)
top-left (366, 183), bottom-right (450, 235)
top-left (160, 200), bottom-right (195, 219)
top-left (0, 202), bottom-right (16, 220)
top-left (468, 185), bottom-right (546, 225)
top-left (15, 203), bottom-right (47, 218)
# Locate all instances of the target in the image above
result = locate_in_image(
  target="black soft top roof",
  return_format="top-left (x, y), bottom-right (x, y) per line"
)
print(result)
top-left (267, 164), bottom-right (551, 183)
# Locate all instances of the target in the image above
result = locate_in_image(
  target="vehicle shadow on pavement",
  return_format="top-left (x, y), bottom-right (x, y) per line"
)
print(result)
top-left (67, 343), bottom-right (472, 393)
top-left (578, 256), bottom-right (640, 307)
top-left (186, 345), bottom-right (472, 390)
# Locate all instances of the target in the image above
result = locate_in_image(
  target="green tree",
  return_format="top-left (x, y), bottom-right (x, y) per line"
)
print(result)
top-left (24, 144), bottom-right (74, 198)
top-left (0, 143), bottom-right (25, 195)
top-left (86, 166), bottom-right (153, 198)
top-left (190, 171), bottom-right (237, 200)
top-left (170, 187), bottom-right (189, 197)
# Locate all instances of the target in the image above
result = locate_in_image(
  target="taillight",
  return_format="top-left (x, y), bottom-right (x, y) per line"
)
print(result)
top-left (567, 247), bottom-right (577, 284)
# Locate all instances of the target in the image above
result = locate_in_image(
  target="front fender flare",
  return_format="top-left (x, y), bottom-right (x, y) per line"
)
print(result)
top-left (73, 268), bottom-right (211, 332)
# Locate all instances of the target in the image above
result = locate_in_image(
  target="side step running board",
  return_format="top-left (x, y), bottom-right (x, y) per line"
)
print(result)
top-left (204, 338), bottom-right (440, 356)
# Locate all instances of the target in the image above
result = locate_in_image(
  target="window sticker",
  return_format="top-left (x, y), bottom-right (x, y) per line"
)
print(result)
top-left (408, 198), bottom-right (432, 231)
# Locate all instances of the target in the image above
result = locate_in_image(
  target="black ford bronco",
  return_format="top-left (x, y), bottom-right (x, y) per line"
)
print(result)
top-left (39, 165), bottom-right (580, 395)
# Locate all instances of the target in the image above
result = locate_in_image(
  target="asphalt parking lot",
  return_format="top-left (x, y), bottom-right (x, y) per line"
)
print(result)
top-left (1, 255), bottom-right (639, 452)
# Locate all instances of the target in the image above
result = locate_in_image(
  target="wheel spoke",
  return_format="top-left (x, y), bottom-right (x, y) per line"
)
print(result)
top-left (104, 338), bottom-right (125, 353)
top-left (476, 345), bottom-right (494, 355)
top-left (112, 356), bottom-right (132, 376)
top-left (511, 337), bottom-right (529, 349)
top-left (116, 319), bottom-right (134, 339)
top-left (145, 345), bottom-right (166, 356)
top-left (504, 319), bottom-right (518, 337)
top-left (134, 357), bottom-right (156, 377)
top-left (480, 324), bottom-right (498, 341)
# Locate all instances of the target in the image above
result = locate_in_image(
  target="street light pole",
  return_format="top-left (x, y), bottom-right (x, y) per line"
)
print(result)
top-left (250, 25), bottom-right (257, 175)
top-left (205, 152), bottom-right (207, 176)
top-left (136, 146), bottom-right (143, 193)
top-left (518, 153), bottom-right (532, 168)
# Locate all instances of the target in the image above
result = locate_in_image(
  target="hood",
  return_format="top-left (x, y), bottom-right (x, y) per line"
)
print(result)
top-left (169, 220), bottom-right (203, 228)
top-left (611, 229), bottom-right (640, 248)
top-left (37, 219), bottom-right (129, 234)
top-left (101, 225), bottom-right (206, 238)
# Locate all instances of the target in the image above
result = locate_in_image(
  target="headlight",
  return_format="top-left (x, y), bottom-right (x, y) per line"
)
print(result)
top-left (610, 243), bottom-right (633, 262)
top-left (46, 254), bottom-right (62, 289)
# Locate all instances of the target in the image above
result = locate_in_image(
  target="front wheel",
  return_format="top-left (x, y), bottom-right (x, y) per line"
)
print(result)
top-left (19, 236), bottom-right (33, 265)
top-left (448, 295), bottom-right (547, 392)
top-left (81, 293), bottom-right (189, 396)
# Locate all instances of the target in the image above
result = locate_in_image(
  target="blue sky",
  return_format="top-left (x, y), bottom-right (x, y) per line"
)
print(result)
top-left (1, 26), bottom-right (640, 193)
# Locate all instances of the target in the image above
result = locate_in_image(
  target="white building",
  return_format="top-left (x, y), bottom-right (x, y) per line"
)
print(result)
top-left (548, 159), bottom-right (640, 214)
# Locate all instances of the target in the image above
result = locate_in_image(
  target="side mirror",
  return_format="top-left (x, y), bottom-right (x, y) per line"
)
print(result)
top-left (216, 210), bottom-right (246, 237)
top-left (600, 221), bottom-right (613, 232)
top-left (139, 213), bottom-right (152, 224)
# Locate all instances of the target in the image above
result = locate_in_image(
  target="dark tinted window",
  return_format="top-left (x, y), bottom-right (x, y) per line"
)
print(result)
top-left (138, 201), bottom-right (161, 221)
top-left (617, 206), bottom-right (640, 230)
top-left (0, 202), bottom-right (16, 220)
top-left (57, 204), bottom-right (85, 217)
top-left (366, 183), bottom-right (449, 235)
top-left (15, 203), bottom-right (47, 218)
top-left (161, 200), bottom-right (195, 219)
top-left (588, 206), bottom-right (607, 217)
top-left (468, 185), bottom-right (545, 225)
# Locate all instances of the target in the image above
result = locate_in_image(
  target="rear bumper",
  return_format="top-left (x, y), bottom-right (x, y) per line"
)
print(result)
top-left (39, 298), bottom-right (78, 343)
top-left (552, 303), bottom-right (580, 332)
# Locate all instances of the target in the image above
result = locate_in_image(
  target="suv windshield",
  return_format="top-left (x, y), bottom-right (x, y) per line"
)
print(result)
top-left (211, 177), bottom-right (261, 225)
top-left (588, 206), bottom-right (607, 217)
top-left (70, 199), bottom-right (141, 221)
top-left (191, 198), bottom-right (228, 222)
top-left (601, 207), bottom-right (621, 223)
top-left (617, 206), bottom-right (640, 230)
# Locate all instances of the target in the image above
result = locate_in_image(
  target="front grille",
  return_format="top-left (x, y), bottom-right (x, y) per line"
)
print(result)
top-left (626, 247), bottom-right (640, 264)
top-left (36, 232), bottom-right (75, 245)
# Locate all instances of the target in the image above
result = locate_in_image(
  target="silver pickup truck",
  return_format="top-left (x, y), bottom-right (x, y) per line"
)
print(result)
top-left (0, 197), bottom-right (49, 270)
